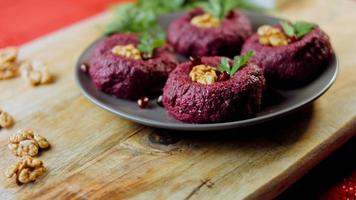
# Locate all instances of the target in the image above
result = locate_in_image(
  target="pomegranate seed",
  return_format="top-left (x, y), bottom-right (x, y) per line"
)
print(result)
top-left (80, 63), bottom-right (89, 73)
top-left (218, 71), bottom-right (230, 82)
top-left (226, 10), bottom-right (235, 19)
top-left (137, 97), bottom-right (149, 109)
top-left (288, 36), bottom-right (298, 43)
top-left (157, 95), bottom-right (164, 107)
top-left (190, 56), bottom-right (202, 66)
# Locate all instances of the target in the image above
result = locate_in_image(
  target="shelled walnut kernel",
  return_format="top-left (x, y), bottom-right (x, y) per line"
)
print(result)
top-left (0, 47), bottom-right (18, 80)
top-left (191, 14), bottom-right (221, 28)
top-left (0, 110), bottom-right (13, 128)
top-left (257, 25), bottom-right (288, 47)
top-left (20, 60), bottom-right (53, 86)
top-left (8, 129), bottom-right (50, 157)
top-left (112, 44), bottom-right (142, 60)
top-left (5, 156), bottom-right (46, 184)
top-left (189, 64), bottom-right (218, 85)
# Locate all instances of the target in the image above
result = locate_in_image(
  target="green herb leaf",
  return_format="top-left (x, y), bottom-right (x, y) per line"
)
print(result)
top-left (219, 57), bottom-right (231, 72)
top-left (137, 0), bottom-right (187, 15)
top-left (280, 21), bottom-right (295, 37)
top-left (105, 0), bottom-right (263, 34)
top-left (137, 28), bottom-right (166, 58)
top-left (198, 0), bottom-right (220, 18)
top-left (208, 0), bottom-right (221, 18)
top-left (230, 51), bottom-right (254, 75)
top-left (104, 0), bottom-right (263, 54)
top-left (104, 3), bottom-right (158, 35)
top-left (280, 20), bottom-right (315, 39)
top-left (218, 51), bottom-right (254, 76)
top-left (294, 21), bottom-right (315, 38)
top-left (198, 0), bottom-right (263, 19)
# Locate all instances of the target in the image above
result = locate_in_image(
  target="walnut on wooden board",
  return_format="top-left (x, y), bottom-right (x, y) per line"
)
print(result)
top-left (5, 156), bottom-right (47, 184)
top-left (8, 129), bottom-right (50, 157)
top-left (20, 60), bottom-right (53, 86)
top-left (0, 110), bottom-right (13, 128)
top-left (0, 47), bottom-right (17, 64)
top-left (0, 47), bottom-right (18, 80)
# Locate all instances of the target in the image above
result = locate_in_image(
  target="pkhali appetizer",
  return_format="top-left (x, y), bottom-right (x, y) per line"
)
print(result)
top-left (168, 0), bottom-right (252, 58)
top-left (242, 21), bottom-right (333, 87)
top-left (88, 33), bottom-right (178, 100)
top-left (163, 52), bottom-right (265, 123)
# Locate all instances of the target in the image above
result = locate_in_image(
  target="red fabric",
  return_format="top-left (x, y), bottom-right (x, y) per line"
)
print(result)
top-left (321, 172), bottom-right (356, 200)
top-left (0, 0), bottom-right (130, 47)
top-left (0, 0), bottom-right (354, 199)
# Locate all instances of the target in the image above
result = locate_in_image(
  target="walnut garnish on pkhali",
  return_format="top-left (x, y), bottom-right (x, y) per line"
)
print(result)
top-left (8, 129), bottom-right (50, 157)
top-left (20, 60), bottom-right (53, 86)
top-left (112, 44), bottom-right (142, 60)
top-left (5, 156), bottom-right (47, 184)
top-left (257, 25), bottom-right (289, 47)
top-left (191, 13), bottom-right (221, 28)
top-left (189, 64), bottom-right (218, 85)
top-left (258, 21), bottom-right (316, 47)
top-left (0, 110), bottom-right (14, 129)
top-left (0, 47), bottom-right (19, 80)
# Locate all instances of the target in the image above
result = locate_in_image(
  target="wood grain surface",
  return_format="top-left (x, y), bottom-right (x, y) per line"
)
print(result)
top-left (0, 0), bottom-right (355, 199)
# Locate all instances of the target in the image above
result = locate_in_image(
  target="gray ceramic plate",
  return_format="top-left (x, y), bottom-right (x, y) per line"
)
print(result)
top-left (75, 11), bottom-right (338, 131)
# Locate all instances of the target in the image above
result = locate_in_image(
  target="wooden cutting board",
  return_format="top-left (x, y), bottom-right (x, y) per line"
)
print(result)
top-left (0, 0), bottom-right (355, 199)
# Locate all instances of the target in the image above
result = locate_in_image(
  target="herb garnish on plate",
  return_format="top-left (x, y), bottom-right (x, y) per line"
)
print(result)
top-left (104, 0), bottom-right (199, 36)
top-left (197, 0), bottom-right (262, 19)
top-left (105, 0), bottom-right (263, 34)
top-left (137, 29), bottom-right (166, 59)
top-left (104, 3), bottom-right (167, 59)
top-left (219, 51), bottom-right (254, 76)
top-left (104, 0), bottom-right (262, 58)
top-left (280, 21), bottom-right (316, 39)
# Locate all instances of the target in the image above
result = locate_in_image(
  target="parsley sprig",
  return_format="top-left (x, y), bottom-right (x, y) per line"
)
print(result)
top-left (104, 0), bottom-right (262, 57)
top-left (280, 21), bottom-right (316, 38)
top-left (104, 3), bottom-right (167, 58)
top-left (197, 0), bottom-right (263, 19)
top-left (137, 28), bottom-right (166, 58)
top-left (104, 0), bottom-right (199, 35)
top-left (219, 51), bottom-right (254, 76)
top-left (105, 0), bottom-right (263, 34)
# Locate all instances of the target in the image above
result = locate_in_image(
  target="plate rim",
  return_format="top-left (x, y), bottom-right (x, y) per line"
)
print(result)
top-left (75, 12), bottom-right (339, 131)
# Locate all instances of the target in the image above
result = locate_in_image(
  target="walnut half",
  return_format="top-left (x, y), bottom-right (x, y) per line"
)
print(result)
top-left (191, 13), bottom-right (221, 28)
top-left (257, 25), bottom-right (289, 47)
top-left (5, 156), bottom-right (46, 184)
top-left (112, 44), bottom-right (142, 60)
top-left (0, 110), bottom-right (13, 128)
top-left (189, 64), bottom-right (218, 85)
top-left (0, 47), bottom-right (18, 80)
top-left (20, 60), bottom-right (53, 86)
top-left (8, 129), bottom-right (50, 157)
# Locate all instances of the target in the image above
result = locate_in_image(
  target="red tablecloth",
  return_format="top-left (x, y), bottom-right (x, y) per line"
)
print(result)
top-left (0, 0), bottom-right (129, 47)
top-left (0, 0), bottom-right (354, 199)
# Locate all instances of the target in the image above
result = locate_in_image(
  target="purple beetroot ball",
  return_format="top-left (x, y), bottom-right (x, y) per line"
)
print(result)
top-left (163, 57), bottom-right (266, 123)
top-left (88, 33), bottom-right (178, 100)
top-left (242, 27), bottom-right (334, 87)
top-left (168, 8), bottom-right (252, 58)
